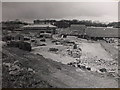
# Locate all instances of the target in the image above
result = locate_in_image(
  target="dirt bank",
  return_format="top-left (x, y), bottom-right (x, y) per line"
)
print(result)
top-left (100, 42), bottom-right (118, 60)
top-left (2, 47), bottom-right (118, 88)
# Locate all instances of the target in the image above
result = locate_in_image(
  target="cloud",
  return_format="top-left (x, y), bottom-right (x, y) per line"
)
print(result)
top-left (2, 2), bottom-right (118, 22)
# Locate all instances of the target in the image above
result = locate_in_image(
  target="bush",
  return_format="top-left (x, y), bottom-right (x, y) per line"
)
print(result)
top-left (24, 38), bottom-right (30, 41)
top-left (31, 39), bottom-right (35, 42)
top-left (7, 41), bottom-right (31, 51)
top-left (19, 42), bottom-right (31, 51)
top-left (49, 48), bottom-right (58, 52)
top-left (40, 39), bottom-right (46, 42)
top-left (86, 67), bottom-right (91, 70)
top-left (3, 35), bottom-right (13, 41)
top-left (52, 40), bottom-right (58, 43)
top-left (63, 35), bottom-right (67, 38)
top-left (62, 40), bottom-right (75, 45)
top-left (7, 41), bottom-right (19, 47)
top-left (40, 44), bottom-right (46, 46)
top-left (73, 44), bottom-right (77, 49)
top-left (99, 68), bottom-right (107, 72)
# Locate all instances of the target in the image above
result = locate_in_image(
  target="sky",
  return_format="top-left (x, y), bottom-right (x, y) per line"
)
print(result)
top-left (0, 2), bottom-right (2, 22)
top-left (2, 1), bottom-right (118, 23)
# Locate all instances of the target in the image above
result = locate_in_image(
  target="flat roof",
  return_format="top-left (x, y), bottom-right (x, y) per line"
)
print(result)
top-left (23, 24), bottom-right (56, 28)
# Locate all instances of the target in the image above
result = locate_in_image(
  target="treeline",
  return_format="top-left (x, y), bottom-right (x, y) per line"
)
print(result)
top-left (34, 19), bottom-right (120, 28)
top-left (2, 19), bottom-right (120, 30)
top-left (2, 19), bottom-right (29, 30)
top-left (107, 22), bottom-right (120, 28)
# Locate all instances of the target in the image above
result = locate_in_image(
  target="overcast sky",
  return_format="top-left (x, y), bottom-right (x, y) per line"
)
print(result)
top-left (2, 2), bottom-right (118, 23)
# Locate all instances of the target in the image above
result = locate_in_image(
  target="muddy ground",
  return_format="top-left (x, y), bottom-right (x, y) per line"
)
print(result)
top-left (32, 36), bottom-right (118, 74)
top-left (2, 35), bottom-right (119, 88)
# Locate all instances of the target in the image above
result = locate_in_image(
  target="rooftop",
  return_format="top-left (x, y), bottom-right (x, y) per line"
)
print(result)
top-left (23, 24), bottom-right (56, 28)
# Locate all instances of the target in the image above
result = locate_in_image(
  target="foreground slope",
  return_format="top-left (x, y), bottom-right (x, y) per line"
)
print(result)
top-left (2, 47), bottom-right (118, 88)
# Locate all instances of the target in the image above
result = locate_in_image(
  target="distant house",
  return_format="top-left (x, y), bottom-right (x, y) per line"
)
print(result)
top-left (39, 33), bottom-right (52, 38)
top-left (85, 27), bottom-right (119, 40)
top-left (34, 19), bottom-right (52, 25)
top-left (14, 28), bottom-right (23, 32)
top-left (22, 24), bottom-right (56, 34)
top-left (7, 33), bottom-right (31, 41)
top-left (11, 33), bottom-right (24, 41)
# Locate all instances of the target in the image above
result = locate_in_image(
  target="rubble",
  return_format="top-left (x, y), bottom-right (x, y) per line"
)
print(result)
top-left (67, 48), bottom-right (82, 58)
top-left (55, 42), bottom-right (61, 45)
top-left (67, 59), bottom-right (109, 73)
top-left (3, 62), bottom-right (11, 67)
top-left (28, 68), bottom-right (36, 73)
top-left (13, 60), bottom-right (19, 64)
top-left (9, 70), bottom-right (20, 76)
top-left (2, 58), bottom-right (45, 88)
top-left (9, 64), bottom-right (20, 71)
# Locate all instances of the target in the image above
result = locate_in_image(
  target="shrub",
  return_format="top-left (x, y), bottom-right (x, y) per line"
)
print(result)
top-left (86, 67), bottom-right (91, 70)
top-left (7, 41), bottom-right (31, 51)
top-left (80, 66), bottom-right (86, 69)
top-left (19, 42), bottom-right (31, 51)
top-left (24, 38), bottom-right (30, 41)
top-left (31, 39), bottom-right (35, 42)
top-left (73, 44), bottom-right (77, 49)
top-left (52, 40), bottom-right (58, 43)
top-left (4, 35), bottom-right (13, 41)
top-left (63, 35), bottom-right (67, 38)
top-left (99, 68), bottom-right (107, 72)
top-left (40, 39), bottom-right (46, 42)
top-left (7, 41), bottom-right (19, 47)
top-left (49, 48), bottom-right (58, 52)
top-left (40, 44), bottom-right (46, 46)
